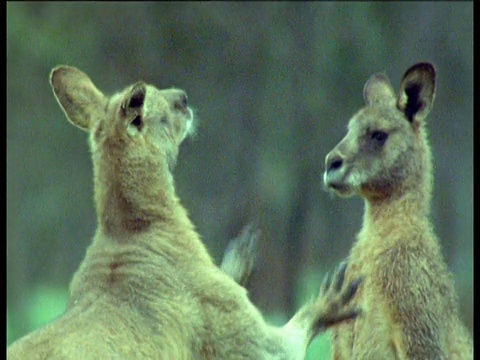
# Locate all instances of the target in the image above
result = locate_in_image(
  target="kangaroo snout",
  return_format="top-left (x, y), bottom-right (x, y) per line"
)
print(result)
top-left (159, 88), bottom-right (188, 112)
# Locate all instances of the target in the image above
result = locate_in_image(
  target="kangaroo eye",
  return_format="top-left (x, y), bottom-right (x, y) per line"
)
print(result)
top-left (371, 130), bottom-right (388, 145)
top-left (160, 116), bottom-right (168, 125)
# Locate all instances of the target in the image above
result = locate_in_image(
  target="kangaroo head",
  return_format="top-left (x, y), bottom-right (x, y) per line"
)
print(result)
top-left (50, 66), bottom-right (194, 173)
top-left (324, 63), bottom-right (436, 200)
top-left (50, 66), bottom-right (195, 231)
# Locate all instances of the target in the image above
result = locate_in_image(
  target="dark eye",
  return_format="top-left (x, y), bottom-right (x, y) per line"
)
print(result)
top-left (160, 116), bottom-right (168, 125)
top-left (371, 130), bottom-right (388, 145)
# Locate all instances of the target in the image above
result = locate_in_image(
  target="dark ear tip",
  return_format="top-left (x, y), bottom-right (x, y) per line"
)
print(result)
top-left (419, 62), bottom-right (435, 71)
top-left (419, 62), bottom-right (436, 79)
top-left (406, 62), bottom-right (436, 80)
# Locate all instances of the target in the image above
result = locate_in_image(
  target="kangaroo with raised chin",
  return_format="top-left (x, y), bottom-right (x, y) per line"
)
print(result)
top-left (324, 62), bottom-right (472, 359)
top-left (8, 65), bottom-right (361, 359)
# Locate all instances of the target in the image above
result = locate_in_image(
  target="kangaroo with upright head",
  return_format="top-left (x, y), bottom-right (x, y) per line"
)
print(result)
top-left (8, 65), bottom-right (361, 359)
top-left (324, 62), bottom-right (472, 359)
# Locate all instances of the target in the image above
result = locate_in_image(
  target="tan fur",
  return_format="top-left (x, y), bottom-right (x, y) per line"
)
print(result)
top-left (324, 63), bottom-right (473, 359)
top-left (219, 223), bottom-right (259, 286)
top-left (8, 66), bottom-right (361, 359)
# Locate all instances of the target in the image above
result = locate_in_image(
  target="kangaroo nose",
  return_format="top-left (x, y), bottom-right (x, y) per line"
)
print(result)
top-left (326, 154), bottom-right (344, 173)
top-left (174, 91), bottom-right (188, 110)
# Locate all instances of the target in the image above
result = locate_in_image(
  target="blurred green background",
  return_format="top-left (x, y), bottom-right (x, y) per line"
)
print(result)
top-left (7, 2), bottom-right (473, 357)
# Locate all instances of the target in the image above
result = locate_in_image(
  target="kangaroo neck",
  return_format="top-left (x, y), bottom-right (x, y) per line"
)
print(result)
top-left (92, 144), bottom-right (180, 240)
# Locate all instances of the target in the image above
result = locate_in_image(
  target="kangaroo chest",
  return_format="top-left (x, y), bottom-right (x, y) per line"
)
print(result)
top-left (331, 239), bottom-right (397, 359)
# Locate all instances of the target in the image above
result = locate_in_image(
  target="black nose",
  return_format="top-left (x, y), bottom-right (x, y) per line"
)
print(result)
top-left (174, 92), bottom-right (188, 110)
top-left (326, 155), bottom-right (343, 173)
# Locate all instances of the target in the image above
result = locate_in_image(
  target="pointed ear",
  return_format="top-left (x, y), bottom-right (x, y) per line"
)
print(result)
top-left (121, 82), bottom-right (146, 116)
top-left (363, 72), bottom-right (396, 106)
top-left (50, 66), bottom-right (107, 131)
top-left (121, 82), bottom-right (147, 135)
top-left (397, 62), bottom-right (436, 125)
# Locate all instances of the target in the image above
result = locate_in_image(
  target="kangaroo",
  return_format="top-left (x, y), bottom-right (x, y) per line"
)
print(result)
top-left (8, 65), bottom-right (361, 359)
top-left (323, 62), bottom-right (473, 359)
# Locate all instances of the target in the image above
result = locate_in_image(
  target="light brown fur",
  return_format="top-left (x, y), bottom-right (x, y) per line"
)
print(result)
top-left (8, 66), bottom-right (361, 359)
top-left (219, 223), bottom-right (260, 286)
top-left (324, 63), bottom-right (473, 359)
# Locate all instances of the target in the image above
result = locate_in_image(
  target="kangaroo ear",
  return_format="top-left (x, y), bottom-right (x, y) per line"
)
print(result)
top-left (363, 72), bottom-right (396, 106)
top-left (50, 66), bottom-right (107, 131)
top-left (121, 82), bottom-right (147, 134)
top-left (121, 82), bottom-right (146, 115)
top-left (397, 62), bottom-right (436, 125)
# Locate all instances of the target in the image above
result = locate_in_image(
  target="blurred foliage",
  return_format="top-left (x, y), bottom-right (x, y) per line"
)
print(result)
top-left (7, 286), bottom-right (69, 344)
top-left (7, 1), bottom-right (473, 348)
top-left (25, 286), bottom-right (70, 331)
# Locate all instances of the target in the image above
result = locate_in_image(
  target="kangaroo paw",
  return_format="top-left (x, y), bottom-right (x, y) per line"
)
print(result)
top-left (314, 261), bottom-right (363, 332)
top-left (220, 223), bottom-right (260, 286)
